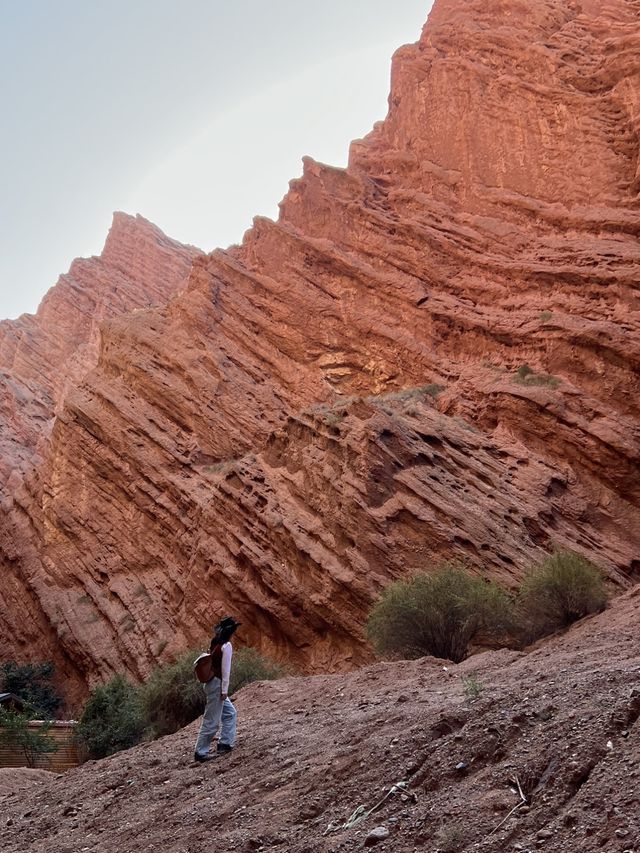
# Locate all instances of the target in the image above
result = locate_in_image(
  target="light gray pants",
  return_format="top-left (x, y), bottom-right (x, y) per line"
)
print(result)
top-left (194, 676), bottom-right (237, 757)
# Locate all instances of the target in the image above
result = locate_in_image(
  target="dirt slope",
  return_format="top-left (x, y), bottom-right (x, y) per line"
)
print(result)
top-left (3, 586), bottom-right (639, 853)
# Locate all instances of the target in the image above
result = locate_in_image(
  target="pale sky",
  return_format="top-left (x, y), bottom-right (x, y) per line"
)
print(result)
top-left (0, 1), bottom-right (432, 321)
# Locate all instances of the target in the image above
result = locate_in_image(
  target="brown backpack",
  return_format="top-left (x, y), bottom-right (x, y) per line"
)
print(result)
top-left (194, 643), bottom-right (223, 684)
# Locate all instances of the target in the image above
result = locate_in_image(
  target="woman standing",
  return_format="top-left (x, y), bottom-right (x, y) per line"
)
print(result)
top-left (193, 616), bottom-right (241, 762)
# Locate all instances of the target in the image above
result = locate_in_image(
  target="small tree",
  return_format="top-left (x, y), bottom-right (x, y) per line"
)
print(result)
top-left (76, 674), bottom-right (145, 759)
top-left (0, 661), bottom-right (62, 718)
top-left (139, 650), bottom-right (205, 739)
top-left (0, 708), bottom-right (58, 767)
top-left (518, 550), bottom-right (606, 641)
top-left (367, 562), bottom-right (513, 663)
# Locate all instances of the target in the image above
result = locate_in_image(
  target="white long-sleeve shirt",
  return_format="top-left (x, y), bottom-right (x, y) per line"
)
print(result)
top-left (220, 642), bottom-right (233, 694)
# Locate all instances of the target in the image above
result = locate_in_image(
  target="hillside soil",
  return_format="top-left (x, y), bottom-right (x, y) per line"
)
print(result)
top-left (2, 586), bottom-right (639, 853)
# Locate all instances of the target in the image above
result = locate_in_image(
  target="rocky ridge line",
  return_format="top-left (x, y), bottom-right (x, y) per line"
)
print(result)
top-left (0, 214), bottom-right (201, 693)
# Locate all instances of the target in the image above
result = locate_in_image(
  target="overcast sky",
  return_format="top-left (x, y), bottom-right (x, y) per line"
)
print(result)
top-left (0, 1), bottom-right (431, 321)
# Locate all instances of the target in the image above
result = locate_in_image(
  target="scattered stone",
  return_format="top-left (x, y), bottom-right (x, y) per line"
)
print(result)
top-left (299, 801), bottom-right (323, 820)
top-left (364, 826), bottom-right (390, 847)
top-left (455, 762), bottom-right (468, 772)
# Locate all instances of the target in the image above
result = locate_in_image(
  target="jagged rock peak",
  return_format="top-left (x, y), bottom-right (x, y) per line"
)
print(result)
top-left (101, 212), bottom-right (202, 267)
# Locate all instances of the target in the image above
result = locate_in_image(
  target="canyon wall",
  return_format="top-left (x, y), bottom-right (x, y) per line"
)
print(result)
top-left (1, 0), bottom-right (639, 700)
top-left (0, 214), bottom-right (201, 694)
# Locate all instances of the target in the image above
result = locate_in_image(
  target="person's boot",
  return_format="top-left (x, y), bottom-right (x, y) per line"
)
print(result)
top-left (194, 752), bottom-right (215, 762)
top-left (216, 743), bottom-right (233, 755)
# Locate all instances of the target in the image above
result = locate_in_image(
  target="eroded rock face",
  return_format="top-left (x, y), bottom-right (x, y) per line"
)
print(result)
top-left (0, 215), bottom-right (201, 693)
top-left (1, 0), bottom-right (639, 699)
top-left (0, 213), bottom-right (200, 476)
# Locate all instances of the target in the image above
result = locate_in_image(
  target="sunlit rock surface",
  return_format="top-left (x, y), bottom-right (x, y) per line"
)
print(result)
top-left (0, 0), bottom-right (638, 699)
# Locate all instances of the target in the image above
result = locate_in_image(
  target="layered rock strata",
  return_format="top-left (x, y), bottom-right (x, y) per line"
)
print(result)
top-left (0, 215), bottom-right (201, 692)
top-left (1, 0), bottom-right (639, 696)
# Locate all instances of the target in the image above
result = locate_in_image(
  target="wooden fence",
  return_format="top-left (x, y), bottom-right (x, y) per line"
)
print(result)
top-left (0, 721), bottom-right (85, 772)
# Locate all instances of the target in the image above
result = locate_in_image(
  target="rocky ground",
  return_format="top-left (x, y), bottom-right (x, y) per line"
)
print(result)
top-left (0, 768), bottom-right (55, 796)
top-left (3, 585), bottom-right (639, 853)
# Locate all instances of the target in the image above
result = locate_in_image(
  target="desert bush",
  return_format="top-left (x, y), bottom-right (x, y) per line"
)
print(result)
top-left (0, 708), bottom-right (58, 767)
top-left (461, 673), bottom-right (484, 702)
top-left (435, 821), bottom-right (468, 852)
top-left (419, 383), bottom-right (446, 397)
top-left (368, 383), bottom-right (445, 405)
top-left (138, 646), bottom-right (284, 739)
top-left (0, 660), bottom-right (62, 718)
top-left (309, 402), bottom-right (351, 427)
top-left (76, 674), bottom-right (145, 759)
top-left (514, 364), bottom-right (559, 388)
top-left (139, 650), bottom-right (205, 739)
top-left (229, 647), bottom-right (285, 694)
top-left (518, 550), bottom-right (606, 641)
top-left (367, 563), bottom-right (513, 663)
top-left (515, 364), bottom-right (535, 380)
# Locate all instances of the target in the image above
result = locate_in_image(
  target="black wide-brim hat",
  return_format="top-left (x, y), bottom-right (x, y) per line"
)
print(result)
top-left (216, 616), bottom-right (241, 632)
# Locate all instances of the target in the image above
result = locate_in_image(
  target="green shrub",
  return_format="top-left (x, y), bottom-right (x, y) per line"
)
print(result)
top-left (514, 364), bottom-right (559, 388)
top-left (322, 410), bottom-right (345, 427)
top-left (139, 650), bottom-right (205, 739)
top-left (308, 402), bottom-right (350, 427)
top-left (368, 383), bottom-right (445, 405)
top-left (0, 661), bottom-right (62, 718)
top-left (230, 647), bottom-right (285, 694)
top-left (367, 563), bottom-right (513, 663)
top-left (515, 364), bottom-right (535, 380)
top-left (435, 822), bottom-right (468, 852)
top-left (0, 708), bottom-right (58, 767)
top-left (138, 646), bottom-right (284, 739)
top-left (461, 673), bottom-right (484, 702)
top-left (419, 383), bottom-right (446, 397)
top-left (518, 550), bottom-right (606, 641)
top-left (76, 674), bottom-right (145, 759)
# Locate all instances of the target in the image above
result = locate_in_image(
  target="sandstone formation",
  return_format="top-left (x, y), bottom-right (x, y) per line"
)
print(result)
top-left (0, 215), bottom-right (201, 692)
top-left (0, 213), bottom-right (200, 478)
top-left (1, 0), bottom-right (639, 699)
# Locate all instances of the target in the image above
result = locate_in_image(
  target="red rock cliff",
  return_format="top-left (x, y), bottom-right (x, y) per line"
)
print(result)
top-left (1, 0), bottom-right (639, 699)
top-left (0, 214), bottom-right (201, 694)
top-left (0, 213), bottom-right (200, 475)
